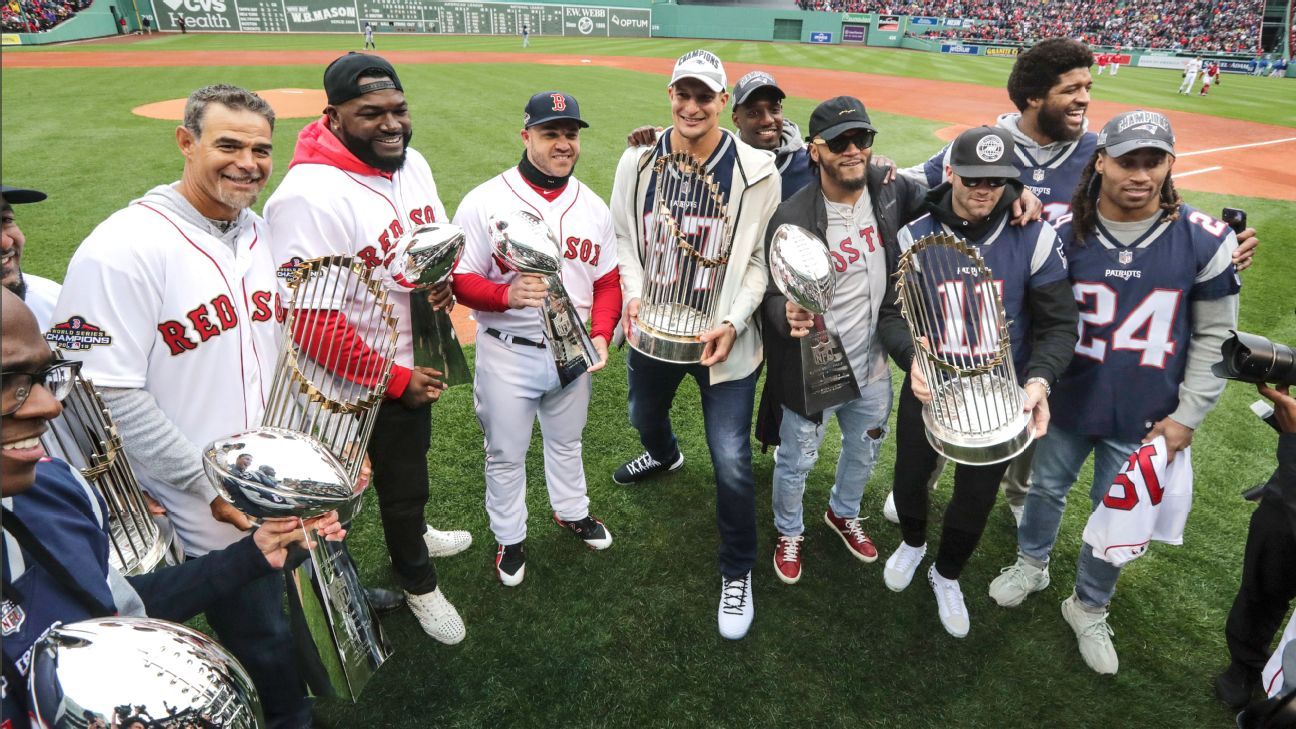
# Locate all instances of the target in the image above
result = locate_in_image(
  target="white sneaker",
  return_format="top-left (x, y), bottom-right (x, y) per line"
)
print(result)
top-left (988, 557), bottom-right (1050, 607)
top-left (882, 491), bottom-right (899, 524)
top-left (423, 525), bottom-right (473, 558)
top-left (1061, 595), bottom-right (1119, 675)
top-left (883, 541), bottom-right (927, 592)
top-left (928, 565), bottom-right (970, 638)
top-left (1009, 503), bottom-right (1024, 527)
top-left (405, 587), bottom-right (466, 645)
top-left (718, 572), bottom-right (754, 640)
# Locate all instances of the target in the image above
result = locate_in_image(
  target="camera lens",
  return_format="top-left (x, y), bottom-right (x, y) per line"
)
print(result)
top-left (1216, 331), bottom-right (1296, 387)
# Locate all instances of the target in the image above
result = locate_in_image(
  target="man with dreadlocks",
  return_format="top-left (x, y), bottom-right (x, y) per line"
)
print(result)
top-left (987, 111), bottom-right (1243, 675)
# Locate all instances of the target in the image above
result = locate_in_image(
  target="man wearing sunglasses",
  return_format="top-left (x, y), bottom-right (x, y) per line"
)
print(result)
top-left (1, 289), bottom-right (345, 727)
top-left (756, 96), bottom-right (929, 585)
top-left (879, 126), bottom-right (1078, 639)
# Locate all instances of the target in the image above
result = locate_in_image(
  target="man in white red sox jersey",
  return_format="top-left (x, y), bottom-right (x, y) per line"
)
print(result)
top-left (264, 53), bottom-right (470, 644)
top-left (50, 85), bottom-right (313, 728)
top-left (452, 91), bottom-right (621, 586)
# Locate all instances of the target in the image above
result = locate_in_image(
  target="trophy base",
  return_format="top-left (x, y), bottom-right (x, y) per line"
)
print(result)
top-left (628, 318), bottom-right (706, 364)
top-left (921, 385), bottom-right (1035, 466)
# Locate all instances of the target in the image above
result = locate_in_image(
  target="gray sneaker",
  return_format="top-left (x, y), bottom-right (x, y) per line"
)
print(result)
top-left (988, 557), bottom-right (1050, 607)
top-left (1061, 595), bottom-right (1119, 675)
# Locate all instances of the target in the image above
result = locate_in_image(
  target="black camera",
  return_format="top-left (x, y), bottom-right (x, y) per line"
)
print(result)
top-left (1214, 331), bottom-right (1296, 387)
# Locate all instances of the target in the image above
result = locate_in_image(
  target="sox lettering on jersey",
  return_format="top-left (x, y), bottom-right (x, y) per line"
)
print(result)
top-left (354, 207), bottom-right (441, 268)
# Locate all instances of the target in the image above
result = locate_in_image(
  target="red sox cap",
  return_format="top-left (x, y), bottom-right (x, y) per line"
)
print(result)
top-left (523, 91), bottom-right (589, 129)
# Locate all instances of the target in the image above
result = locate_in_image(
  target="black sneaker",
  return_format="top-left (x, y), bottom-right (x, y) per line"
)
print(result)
top-left (553, 513), bottom-right (613, 550)
top-left (613, 450), bottom-right (684, 485)
top-left (495, 542), bottom-right (526, 587)
top-left (1215, 662), bottom-right (1261, 709)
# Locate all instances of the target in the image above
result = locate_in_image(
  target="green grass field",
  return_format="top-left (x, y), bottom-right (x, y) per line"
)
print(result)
top-left (4, 35), bottom-right (1295, 729)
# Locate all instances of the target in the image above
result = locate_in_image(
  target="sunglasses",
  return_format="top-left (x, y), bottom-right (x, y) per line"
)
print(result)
top-left (1, 359), bottom-right (80, 417)
top-left (959, 176), bottom-right (1009, 189)
top-left (813, 131), bottom-right (875, 154)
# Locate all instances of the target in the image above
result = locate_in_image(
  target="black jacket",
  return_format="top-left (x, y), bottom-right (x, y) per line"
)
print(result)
top-left (1262, 433), bottom-right (1296, 533)
top-left (755, 165), bottom-right (927, 448)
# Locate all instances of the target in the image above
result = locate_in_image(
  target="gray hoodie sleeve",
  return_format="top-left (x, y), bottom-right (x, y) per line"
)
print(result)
top-left (1168, 293), bottom-right (1239, 430)
top-left (99, 387), bottom-right (219, 503)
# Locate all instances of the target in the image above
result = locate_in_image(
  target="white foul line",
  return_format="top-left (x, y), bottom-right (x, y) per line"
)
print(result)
top-left (1178, 137), bottom-right (1296, 157)
top-left (1176, 166), bottom-right (1223, 178)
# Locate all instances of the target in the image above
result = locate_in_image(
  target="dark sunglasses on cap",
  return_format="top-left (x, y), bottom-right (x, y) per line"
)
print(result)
top-left (959, 176), bottom-right (1009, 189)
top-left (812, 130), bottom-right (875, 154)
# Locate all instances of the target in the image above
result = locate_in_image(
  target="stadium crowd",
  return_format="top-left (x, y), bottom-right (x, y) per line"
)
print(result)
top-left (2, 0), bottom-right (92, 32)
top-left (794, 0), bottom-right (1264, 53)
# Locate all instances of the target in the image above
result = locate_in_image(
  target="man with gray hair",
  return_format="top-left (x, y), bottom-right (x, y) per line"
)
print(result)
top-left (51, 84), bottom-right (316, 727)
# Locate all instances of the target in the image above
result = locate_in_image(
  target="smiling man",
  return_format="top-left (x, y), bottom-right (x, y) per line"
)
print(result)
top-left (1, 184), bottom-right (61, 329)
top-left (450, 91), bottom-right (621, 586)
top-left (265, 52), bottom-right (471, 645)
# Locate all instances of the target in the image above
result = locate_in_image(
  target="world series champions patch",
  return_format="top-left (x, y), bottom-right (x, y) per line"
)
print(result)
top-left (46, 315), bottom-right (113, 351)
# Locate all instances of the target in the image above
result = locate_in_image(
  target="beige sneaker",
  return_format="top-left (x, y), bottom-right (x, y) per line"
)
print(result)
top-left (988, 557), bottom-right (1050, 607)
top-left (406, 587), bottom-right (466, 645)
top-left (423, 525), bottom-right (473, 558)
top-left (1061, 595), bottom-right (1118, 675)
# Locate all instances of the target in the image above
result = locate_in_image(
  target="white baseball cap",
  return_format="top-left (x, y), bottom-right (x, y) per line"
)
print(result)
top-left (668, 50), bottom-right (726, 93)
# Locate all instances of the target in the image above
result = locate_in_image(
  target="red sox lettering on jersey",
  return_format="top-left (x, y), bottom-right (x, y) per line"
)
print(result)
top-left (1081, 436), bottom-right (1194, 567)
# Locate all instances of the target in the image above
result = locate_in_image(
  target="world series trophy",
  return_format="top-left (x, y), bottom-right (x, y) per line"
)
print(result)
top-left (895, 232), bottom-right (1034, 465)
top-left (768, 224), bottom-right (861, 413)
top-left (628, 150), bottom-right (736, 363)
top-left (489, 209), bottom-right (599, 388)
top-left (41, 372), bottom-right (182, 576)
top-left (383, 223), bottom-right (471, 387)
top-left (207, 255), bottom-right (398, 701)
top-left (28, 616), bottom-right (264, 728)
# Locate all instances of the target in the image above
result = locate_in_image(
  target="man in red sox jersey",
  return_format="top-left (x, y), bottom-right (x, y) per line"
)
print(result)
top-left (451, 91), bottom-right (621, 586)
top-left (50, 85), bottom-right (314, 728)
top-left (265, 53), bottom-right (470, 644)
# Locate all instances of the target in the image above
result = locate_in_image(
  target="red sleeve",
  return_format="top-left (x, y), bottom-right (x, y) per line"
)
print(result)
top-left (451, 271), bottom-right (510, 312)
top-left (588, 268), bottom-right (622, 343)
top-left (291, 309), bottom-right (409, 399)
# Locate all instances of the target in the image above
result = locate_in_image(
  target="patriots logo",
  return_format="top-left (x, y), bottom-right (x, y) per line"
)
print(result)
top-left (1129, 123), bottom-right (1162, 134)
top-left (45, 316), bottom-right (112, 351)
top-left (1119, 250), bottom-right (1133, 265)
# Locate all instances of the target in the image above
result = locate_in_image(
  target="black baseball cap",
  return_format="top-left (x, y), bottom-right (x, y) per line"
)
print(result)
top-left (0, 185), bottom-right (46, 204)
top-left (523, 91), bottom-right (588, 129)
top-left (807, 96), bottom-right (877, 142)
top-left (1097, 110), bottom-right (1176, 158)
top-left (732, 71), bottom-right (785, 106)
top-left (323, 53), bottom-right (403, 106)
top-left (949, 126), bottom-right (1018, 179)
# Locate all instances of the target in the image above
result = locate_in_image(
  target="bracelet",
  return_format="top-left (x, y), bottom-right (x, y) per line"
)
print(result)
top-left (1025, 376), bottom-right (1051, 396)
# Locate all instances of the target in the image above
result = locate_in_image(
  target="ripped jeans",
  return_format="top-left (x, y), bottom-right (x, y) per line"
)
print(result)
top-left (772, 377), bottom-right (893, 537)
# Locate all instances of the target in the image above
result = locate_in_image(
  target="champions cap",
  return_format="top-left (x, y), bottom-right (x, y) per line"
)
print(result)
top-left (669, 50), bottom-right (726, 93)
top-left (949, 126), bottom-right (1019, 179)
top-left (1097, 110), bottom-right (1176, 158)
top-left (732, 71), bottom-right (785, 106)
top-left (324, 53), bottom-right (403, 106)
top-left (523, 91), bottom-right (589, 129)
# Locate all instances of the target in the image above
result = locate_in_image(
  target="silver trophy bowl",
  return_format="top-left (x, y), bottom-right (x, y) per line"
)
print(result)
top-left (27, 616), bottom-right (264, 729)
top-left (381, 223), bottom-right (464, 291)
top-left (921, 372), bottom-right (1034, 465)
top-left (769, 224), bottom-right (835, 315)
top-left (203, 427), bottom-right (360, 523)
top-left (488, 210), bottom-right (562, 275)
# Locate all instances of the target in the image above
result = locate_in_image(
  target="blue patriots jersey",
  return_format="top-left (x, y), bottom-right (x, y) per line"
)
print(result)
top-left (920, 129), bottom-right (1098, 223)
top-left (777, 147), bottom-right (813, 201)
top-left (898, 210), bottom-right (1068, 379)
top-left (1051, 204), bottom-right (1241, 441)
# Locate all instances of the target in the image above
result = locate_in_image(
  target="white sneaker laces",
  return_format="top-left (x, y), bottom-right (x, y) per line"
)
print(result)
top-left (721, 576), bottom-right (750, 614)
top-left (1000, 563), bottom-right (1035, 591)
top-left (1080, 613), bottom-right (1115, 643)
top-left (936, 579), bottom-right (967, 617)
top-left (844, 517), bottom-right (868, 542)
top-left (778, 537), bottom-right (802, 562)
top-left (626, 452), bottom-right (659, 475)
top-left (894, 544), bottom-right (923, 572)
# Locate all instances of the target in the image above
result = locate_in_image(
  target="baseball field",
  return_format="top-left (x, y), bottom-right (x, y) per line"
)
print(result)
top-left (3, 32), bottom-right (1295, 728)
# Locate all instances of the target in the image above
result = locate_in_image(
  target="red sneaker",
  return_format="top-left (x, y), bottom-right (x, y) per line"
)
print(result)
top-left (773, 535), bottom-right (804, 584)
top-left (824, 509), bottom-right (878, 563)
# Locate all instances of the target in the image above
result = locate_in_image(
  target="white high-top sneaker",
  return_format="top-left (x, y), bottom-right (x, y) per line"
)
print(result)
top-left (718, 572), bottom-right (754, 640)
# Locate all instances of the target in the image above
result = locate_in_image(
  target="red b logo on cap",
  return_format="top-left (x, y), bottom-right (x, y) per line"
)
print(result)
top-left (550, 93), bottom-right (566, 112)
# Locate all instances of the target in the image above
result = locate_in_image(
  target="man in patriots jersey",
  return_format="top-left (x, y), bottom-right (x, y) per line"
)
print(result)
top-left (610, 49), bottom-right (780, 640)
top-left (989, 111), bottom-right (1242, 675)
top-left (880, 126), bottom-right (1078, 639)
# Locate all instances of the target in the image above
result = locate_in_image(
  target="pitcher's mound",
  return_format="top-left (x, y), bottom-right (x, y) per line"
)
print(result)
top-left (133, 88), bottom-right (327, 120)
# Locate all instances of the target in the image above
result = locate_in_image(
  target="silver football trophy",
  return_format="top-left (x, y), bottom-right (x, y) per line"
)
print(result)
top-left (28, 616), bottom-right (263, 728)
top-left (769, 224), bottom-right (861, 413)
top-left (628, 150), bottom-right (736, 363)
top-left (489, 209), bottom-right (599, 388)
top-left (41, 373), bottom-right (182, 576)
top-left (219, 254), bottom-right (397, 701)
top-left (895, 232), bottom-right (1033, 465)
top-left (383, 223), bottom-right (471, 387)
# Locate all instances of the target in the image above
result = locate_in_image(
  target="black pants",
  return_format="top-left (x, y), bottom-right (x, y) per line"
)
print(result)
top-left (892, 375), bottom-right (1011, 580)
top-left (1225, 497), bottom-right (1296, 674)
top-left (368, 399), bottom-right (438, 595)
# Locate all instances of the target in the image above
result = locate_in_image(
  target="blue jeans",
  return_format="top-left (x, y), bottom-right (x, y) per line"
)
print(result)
top-left (627, 348), bottom-right (758, 578)
top-left (204, 570), bottom-right (312, 728)
top-left (772, 377), bottom-right (892, 536)
top-left (1018, 425), bottom-right (1140, 609)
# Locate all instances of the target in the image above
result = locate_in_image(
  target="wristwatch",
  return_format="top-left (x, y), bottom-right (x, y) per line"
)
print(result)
top-left (1025, 376), bottom-right (1052, 396)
